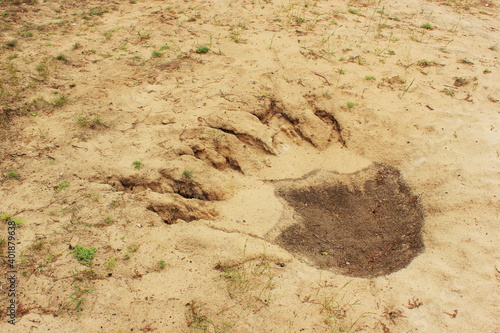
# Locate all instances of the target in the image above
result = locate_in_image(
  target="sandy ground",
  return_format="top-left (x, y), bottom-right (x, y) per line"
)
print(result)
top-left (0, 0), bottom-right (499, 332)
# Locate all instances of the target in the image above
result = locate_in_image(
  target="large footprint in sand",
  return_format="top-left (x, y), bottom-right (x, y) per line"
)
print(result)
top-left (99, 86), bottom-right (424, 278)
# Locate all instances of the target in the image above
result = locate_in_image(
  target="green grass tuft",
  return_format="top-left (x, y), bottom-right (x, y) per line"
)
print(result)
top-left (195, 45), bottom-right (210, 54)
top-left (72, 245), bottom-right (97, 266)
top-left (53, 96), bottom-right (69, 107)
top-left (55, 181), bottom-right (70, 193)
top-left (182, 170), bottom-right (194, 178)
top-left (6, 170), bottom-right (20, 178)
top-left (420, 23), bottom-right (434, 30)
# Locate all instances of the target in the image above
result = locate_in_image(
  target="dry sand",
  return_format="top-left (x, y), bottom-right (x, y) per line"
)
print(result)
top-left (0, 0), bottom-right (498, 332)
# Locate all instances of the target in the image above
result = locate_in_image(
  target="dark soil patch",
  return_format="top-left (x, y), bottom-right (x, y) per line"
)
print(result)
top-left (272, 164), bottom-right (425, 278)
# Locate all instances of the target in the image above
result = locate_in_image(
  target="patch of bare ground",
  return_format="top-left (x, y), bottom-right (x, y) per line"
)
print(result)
top-left (269, 164), bottom-right (425, 278)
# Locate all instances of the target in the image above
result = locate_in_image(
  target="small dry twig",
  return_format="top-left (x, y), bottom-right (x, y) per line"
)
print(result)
top-left (405, 297), bottom-right (423, 309)
top-left (314, 72), bottom-right (331, 86)
top-left (383, 307), bottom-right (406, 325)
top-left (445, 309), bottom-right (458, 318)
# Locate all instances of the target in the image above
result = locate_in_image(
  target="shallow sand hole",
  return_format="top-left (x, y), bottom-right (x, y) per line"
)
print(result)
top-left (271, 164), bottom-right (425, 278)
